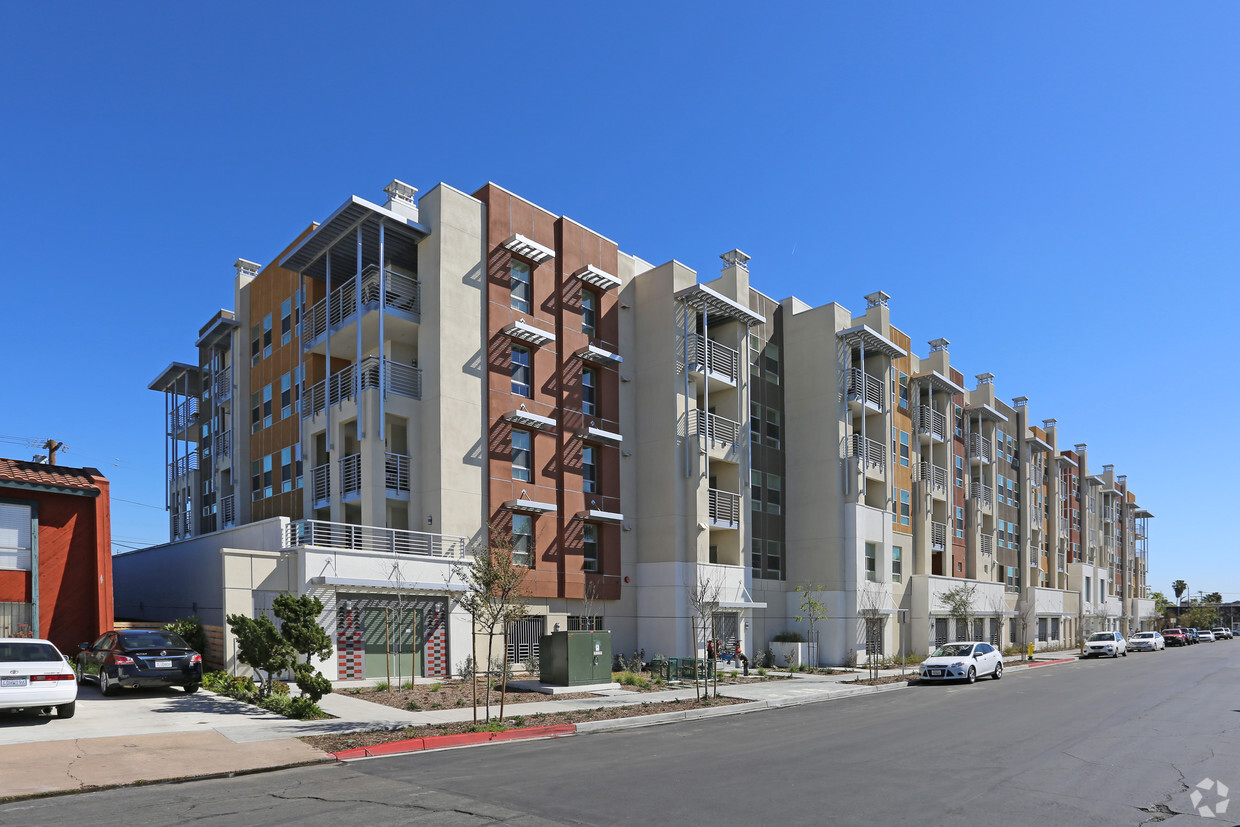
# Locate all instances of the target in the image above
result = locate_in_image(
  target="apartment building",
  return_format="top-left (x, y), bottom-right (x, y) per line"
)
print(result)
top-left (120, 176), bottom-right (1156, 677)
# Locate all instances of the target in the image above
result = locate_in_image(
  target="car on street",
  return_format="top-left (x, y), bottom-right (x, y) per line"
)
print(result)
top-left (1162, 628), bottom-right (1187, 647)
top-left (1083, 631), bottom-right (1127, 658)
top-left (0, 638), bottom-right (77, 718)
top-left (1211, 627), bottom-right (1232, 640)
top-left (77, 630), bottom-right (203, 695)
top-left (918, 641), bottom-right (1003, 683)
top-left (1197, 629), bottom-right (1216, 642)
top-left (1127, 631), bottom-right (1164, 652)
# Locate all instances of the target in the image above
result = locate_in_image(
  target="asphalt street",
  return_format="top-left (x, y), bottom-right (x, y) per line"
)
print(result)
top-left (2, 642), bottom-right (1236, 826)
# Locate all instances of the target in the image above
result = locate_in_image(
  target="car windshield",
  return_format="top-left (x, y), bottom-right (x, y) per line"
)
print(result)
top-left (0, 642), bottom-right (62, 662)
top-left (931, 644), bottom-right (974, 657)
top-left (119, 631), bottom-right (190, 650)
top-left (1088, 633), bottom-right (1114, 642)
top-left (1134, 633), bottom-right (1152, 638)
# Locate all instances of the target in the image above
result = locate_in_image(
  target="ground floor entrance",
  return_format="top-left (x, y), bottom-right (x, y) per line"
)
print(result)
top-left (336, 593), bottom-right (450, 681)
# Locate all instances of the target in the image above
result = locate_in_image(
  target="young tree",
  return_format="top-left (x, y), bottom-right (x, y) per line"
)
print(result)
top-left (857, 581), bottom-right (889, 681)
top-left (937, 583), bottom-right (977, 643)
top-left (449, 521), bottom-right (530, 722)
top-left (685, 575), bottom-right (721, 700)
top-left (273, 593), bottom-right (334, 702)
top-left (795, 584), bottom-right (828, 668)
top-left (984, 592), bottom-right (1007, 651)
top-left (226, 612), bottom-right (292, 698)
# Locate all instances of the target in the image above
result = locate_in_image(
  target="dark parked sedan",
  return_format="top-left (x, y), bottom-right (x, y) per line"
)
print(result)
top-left (77, 630), bottom-right (203, 695)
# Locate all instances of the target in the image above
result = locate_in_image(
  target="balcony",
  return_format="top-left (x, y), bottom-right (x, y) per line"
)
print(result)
top-left (686, 334), bottom-right (739, 386)
top-left (213, 366), bottom-right (232, 402)
top-left (302, 265), bottom-right (421, 345)
top-left (312, 462), bottom-right (330, 507)
top-left (214, 428), bottom-right (232, 459)
top-left (693, 410), bottom-right (740, 449)
top-left (917, 462), bottom-right (947, 499)
top-left (980, 533), bottom-right (994, 556)
top-left (916, 406), bottom-right (947, 442)
top-left (168, 451), bottom-right (199, 481)
top-left (1104, 535), bottom-right (1115, 550)
top-left (302, 363), bottom-right (365, 419)
top-left (708, 488), bottom-right (741, 529)
top-left (971, 483), bottom-right (994, 510)
top-left (359, 356), bottom-right (422, 400)
top-left (845, 434), bottom-right (886, 471)
top-left (845, 368), bottom-right (884, 413)
top-left (1058, 517), bottom-right (1069, 533)
top-left (168, 398), bottom-right (199, 435)
top-left (1058, 551), bottom-right (1066, 572)
top-left (284, 519), bottom-right (470, 560)
top-left (385, 452), bottom-right (411, 495)
top-left (968, 434), bottom-right (991, 465)
top-left (221, 494), bottom-right (236, 528)
top-left (340, 453), bottom-right (362, 500)
top-left (931, 521), bottom-right (947, 551)
top-left (1102, 506), bottom-right (1114, 522)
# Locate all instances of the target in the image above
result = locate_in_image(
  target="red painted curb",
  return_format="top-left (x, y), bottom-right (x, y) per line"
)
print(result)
top-left (1026, 657), bottom-right (1076, 668)
top-left (332, 723), bottom-right (576, 761)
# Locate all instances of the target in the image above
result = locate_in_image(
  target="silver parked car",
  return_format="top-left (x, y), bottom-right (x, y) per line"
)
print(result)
top-left (1084, 631), bottom-right (1127, 658)
top-left (918, 642), bottom-right (1003, 683)
top-left (1127, 631), bottom-right (1164, 652)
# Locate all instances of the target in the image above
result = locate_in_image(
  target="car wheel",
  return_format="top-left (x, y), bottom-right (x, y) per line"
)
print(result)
top-left (966, 666), bottom-right (977, 684)
top-left (77, 665), bottom-right (88, 686)
top-left (992, 662), bottom-right (1003, 680)
top-left (1122, 649), bottom-right (1127, 657)
top-left (57, 700), bottom-right (76, 719)
top-left (99, 668), bottom-right (118, 697)
top-left (183, 683), bottom-right (200, 695)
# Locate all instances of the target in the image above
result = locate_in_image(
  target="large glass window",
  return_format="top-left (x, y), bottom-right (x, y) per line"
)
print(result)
top-left (582, 445), bottom-right (597, 493)
top-left (865, 542), bottom-right (878, 582)
top-left (582, 368), bottom-right (596, 416)
top-left (751, 470), bottom-right (762, 510)
top-left (280, 298), bottom-right (292, 346)
top-left (510, 260), bottom-right (531, 313)
top-left (766, 408), bottom-right (781, 448)
top-left (0, 502), bottom-right (33, 571)
top-left (262, 454), bottom-right (273, 499)
top-left (766, 540), bottom-right (783, 579)
top-left (251, 324), bottom-right (261, 366)
top-left (751, 538), bottom-right (763, 574)
top-left (956, 506), bottom-right (965, 538)
top-left (262, 384), bottom-right (273, 428)
top-left (262, 313), bottom-right (273, 358)
top-left (582, 524), bottom-right (598, 572)
top-left (899, 431), bottom-right (910, 467)
top-left (512, 514), bottom-right (533, 565)
top-left (512, 429), bottom-right (531, 482)
top-left (750, 401), bottom-right (761, 441)
top-left (900, 489), bottom-right (910, 525)
top-left (280, 373), bottom-right (292, 419)
top-left (892, 545), bottom-right (902, 583)
top-left (280, 447), bottom-right (293, 492)
top-left (898, 372), bottom-right (909, 409)
top-left (581, 290), bottom-right (597, 338)
top-left (766, 474), bottom-right (782, 515)
top-left (511, 346), bottom-right (531, 397)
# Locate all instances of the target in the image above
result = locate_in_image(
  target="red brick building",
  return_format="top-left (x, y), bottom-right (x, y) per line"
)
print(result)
top-left (0, 458), bottom-right (113, 651)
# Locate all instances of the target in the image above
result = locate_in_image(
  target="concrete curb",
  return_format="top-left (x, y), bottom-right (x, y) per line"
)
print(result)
top-left (332, 724), bottom-right (576, 761)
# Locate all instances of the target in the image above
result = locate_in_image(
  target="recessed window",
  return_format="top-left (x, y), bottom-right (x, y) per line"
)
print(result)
top-left (766, 474), bottom-right (781, 515)
top-left (512, 429), bottom-right (531, 482)
top-left (262, 384), bottom-right (273, 428)
top-left (280, 374), bottom-right (292, 420)
top-left (512, 514), bottom-right (533, 565)
top-left (581, 290), bottom-right (597, 338)
top-left (764, 343), bottom-right (780, 384)
top-left (751, 538), bottom-right (763, 574)
top-left (583, 524), bottom-right (598, 572)
top-left (865, 542), bottom-right (878, 582)
top-left (751, 470), bottom-right (762, 510)
top-left (251, 324), bottom-right (261, 366)
top-left (262, 313), bottom-right (273, 358)
top-left (766, 540), bottom-right (782, 579)
top-left (511, 346), bottom-right (531, 397)
top-left (582, 368), bottom-right (597, 416)
top-left (766, 408), bottom-right (780, 449)
top-left (280, 298), bottom-right (292, 346)
top-left (510, 260), bottom-right (532, 313)
top-left (900, 489), bottom-right (910, 525)
top-left (892, 546), bottom-right (902, 583)
top-left (899, 430), bottom-right (910, 467)
top-left (582, 445), bottom-right (597, 493)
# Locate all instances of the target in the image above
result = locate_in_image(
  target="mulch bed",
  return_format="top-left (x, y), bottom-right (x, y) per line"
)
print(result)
top-left (845, 674), bottom-right (917, 686)
top-left (301, 694), bottom-right (748, 754)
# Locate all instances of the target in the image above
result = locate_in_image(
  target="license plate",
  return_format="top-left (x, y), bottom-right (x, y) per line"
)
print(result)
top-left (155, 660), bottom-right (173, 669)
top-left (929, 670), bottom-right (943, 677)
top-left (1, 678), bottom-right (27, 687)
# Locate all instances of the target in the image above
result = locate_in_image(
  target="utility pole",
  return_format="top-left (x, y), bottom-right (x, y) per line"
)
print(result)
top-left (41, 439), bottom-right (64, 465)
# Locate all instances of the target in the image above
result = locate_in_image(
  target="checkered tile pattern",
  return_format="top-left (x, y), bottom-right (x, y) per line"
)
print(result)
top-left (336, 606), bottom-right (363, 680)
top-left (424, 608), bottom-right (448, 678)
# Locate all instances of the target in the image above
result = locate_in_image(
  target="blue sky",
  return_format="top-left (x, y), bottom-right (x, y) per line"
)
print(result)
top-left (1, 4), bottom-right (1236, 601)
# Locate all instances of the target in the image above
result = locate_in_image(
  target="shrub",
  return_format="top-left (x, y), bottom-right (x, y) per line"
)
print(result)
top-left (401, 680), bottom-right (415, 690)
top-left (164, 616), bottom-right (208, 656)
top-left (458, 656), bottom-right (475, 680)
top-left (375, 680), bottom-right (390, 692)
top-left (429, 683), bottom-right (442, 693)
top-left (616, 671), bottom-right (651, 689)
top-left (406, 700), bottom-right (422, 711)
top-left (772, 631), bottom-right (806, 643)
top-left (466, 721), bottom-right (507, 734)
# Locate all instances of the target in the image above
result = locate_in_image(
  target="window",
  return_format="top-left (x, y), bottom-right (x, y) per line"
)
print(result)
top-left (764, 343), bottom-right (780, 384)
top-left (1006, 566), bottom-right (1019, 589)
top-left (954, 405), bottom-right (963, 437)
top-left (955, 456), bottom-right (964, 487)
top-left (582, 445), bottom-right (597, 493)
top-left (280, 298), bottom-right (292, 346)
top-left (751, 538), bottom-right (763, 573)
top-left (865, 543), bottom-right (878, 582)
top-left (511, 346), bottom-right (531, 397)
top-left (998, 520), bottom-right (1007, 548)
top-left (956, 506), bottom-right (965, 538)
top-left (512, 514), bottom-right (533, 565)
top-left (898, 372), bottom-right (909, 409)
top-left (0, 502), bottom-right (33, 571)
top-left (280, 447), bottom-right (293, 493)
top-left (262, 384), bottom-right (273, 428)
top-left (766, 474), bottom-right (781, 515)
top-left (892, 545), bottom-right (902, 583)
top-left (581, 290), bottom-right (597, 338)
top-left (899, 431), bottom-right (910, 467)
top-left (512, 429), bottom-right (531, 482)
top-left (251, 323), bottom-right (261, 366)
top-left (294, 444), bottom-right (303, 489)
top-left (749, 334), bottom-right (761, 376)
top-left (766, 540), bottom-right (783, 579)
top-left (766, 408), bottom-right (781, 448)
top-left (582, 524), bottom-right (598, 572)
top-left (582, 367), bottom-right (596, 416)
top-left (750, 401), bottom-right (761, 441)
top-left (262, 454), bottom-right (273, 499)
top-left (280, 374), bottom-right (292, 420)
top-left (900, 489), bottom-right (910, 526)
top-left (262, 313), bottom-right (273, 358)
top-left (251, 459), bottom-right (262, 501)
top-left (751, 470), bottom-right (762, 511)
top-left (510, 260), bottom-right (531, 313)
top-left (251, 391), bottom-right (261, 433)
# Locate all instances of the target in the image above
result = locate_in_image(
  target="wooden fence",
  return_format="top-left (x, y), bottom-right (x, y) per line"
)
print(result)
top-left (112, 621), bottom-right (226, 672)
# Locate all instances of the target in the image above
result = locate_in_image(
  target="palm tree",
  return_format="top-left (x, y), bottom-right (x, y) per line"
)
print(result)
top-left (1172, 580), bottom-right (1188, 605)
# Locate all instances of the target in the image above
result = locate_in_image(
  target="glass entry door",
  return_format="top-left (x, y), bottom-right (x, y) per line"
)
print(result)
top-left (362, 605), bottom-right (418, 683)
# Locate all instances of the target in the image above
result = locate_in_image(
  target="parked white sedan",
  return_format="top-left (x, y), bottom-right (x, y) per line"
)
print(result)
top-left (1127, 631), bottom-right (1165, 652)
top-left (1083, 631), bottom-right (1127, 658)
top-left (919, 642), bottom-right (1003, 683)
top-left (0, 638), bottom-right (77, 718)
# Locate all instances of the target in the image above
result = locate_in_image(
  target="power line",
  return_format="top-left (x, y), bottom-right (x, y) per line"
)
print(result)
top-left (111, 496), bottom-right (165, 511)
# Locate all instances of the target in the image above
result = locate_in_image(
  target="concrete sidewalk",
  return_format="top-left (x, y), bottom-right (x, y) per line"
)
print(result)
top-left (0, 654), bottom-right (1077, 800)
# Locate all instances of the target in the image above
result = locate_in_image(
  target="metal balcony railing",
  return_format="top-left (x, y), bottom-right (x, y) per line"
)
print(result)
top-left (1059, 517), bottom-right (1069, 533)
top-left (284, 519), bottom-right (470, 560)
top-left (971, 483), bottom-right (993, 508)
top-left (221, 494), bottom-right (236, 527)
top-left (168, 398), bottom-right (200, 434)
top-left (1058, 551), bottom-right (1066, 572)
top-left (693, 409), bottom-right (740, 447)
top-left (340, 453), bottom-right (362, 498)
top-left (357, 355), bottom-right (423, 400)
top-left (214, 428), bottom-right (232, 458)
top-left (312, 462), bottom-right (330, 504)
top-left (916, 405), bottom-right (946, 441)
top-left (917, 462), bottom-right (947, 494)
top-left (845, 434), bottom-right (886, 469)
top-left (1102, 506), bottom-right (1114, 522)
top-left (301, 267), bottom-right (421, 344)
top-left (931, 521), bottom-right (947, 550)
top-left (980, 533), bottom-right (994, 556)
top-left (385, 452), bottom-right (411, 493)
top-left (1104, 535), bottom-right (1115, 550)
top-left (968, 433), bottom-right (991, 463)
top-left (686, 334), bottom-right (739, 384)
top-left (846, 367), bottom-right (885, 411)
top-left (213, 366), bottom-right (232, 402)
top-left (708, 488), bottom-right (741, 528)
top-left (167, 451), bottom-right (199, 481)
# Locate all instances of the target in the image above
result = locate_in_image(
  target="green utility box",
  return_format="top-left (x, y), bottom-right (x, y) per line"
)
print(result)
top-left (539, 631), bottom-right (613, 686)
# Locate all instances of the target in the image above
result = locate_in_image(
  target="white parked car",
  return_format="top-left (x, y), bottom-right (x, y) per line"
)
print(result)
top-left (1084, 631), bottom-right (1127, 658)
top-left (1127, 631), bottom-right (1164, 652)
top-left (1211, 627), bottom-right (1232, 640)
top-left (918, 642), bottom-right (1003, 683)
top-left (1198, 629), bottom-right (1216, 642)
top-left (0, 638), bottom-right (77, 718)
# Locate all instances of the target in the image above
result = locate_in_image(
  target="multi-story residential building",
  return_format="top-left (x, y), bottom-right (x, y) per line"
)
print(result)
top-left (119, 176), bottom-right (1157, 679)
